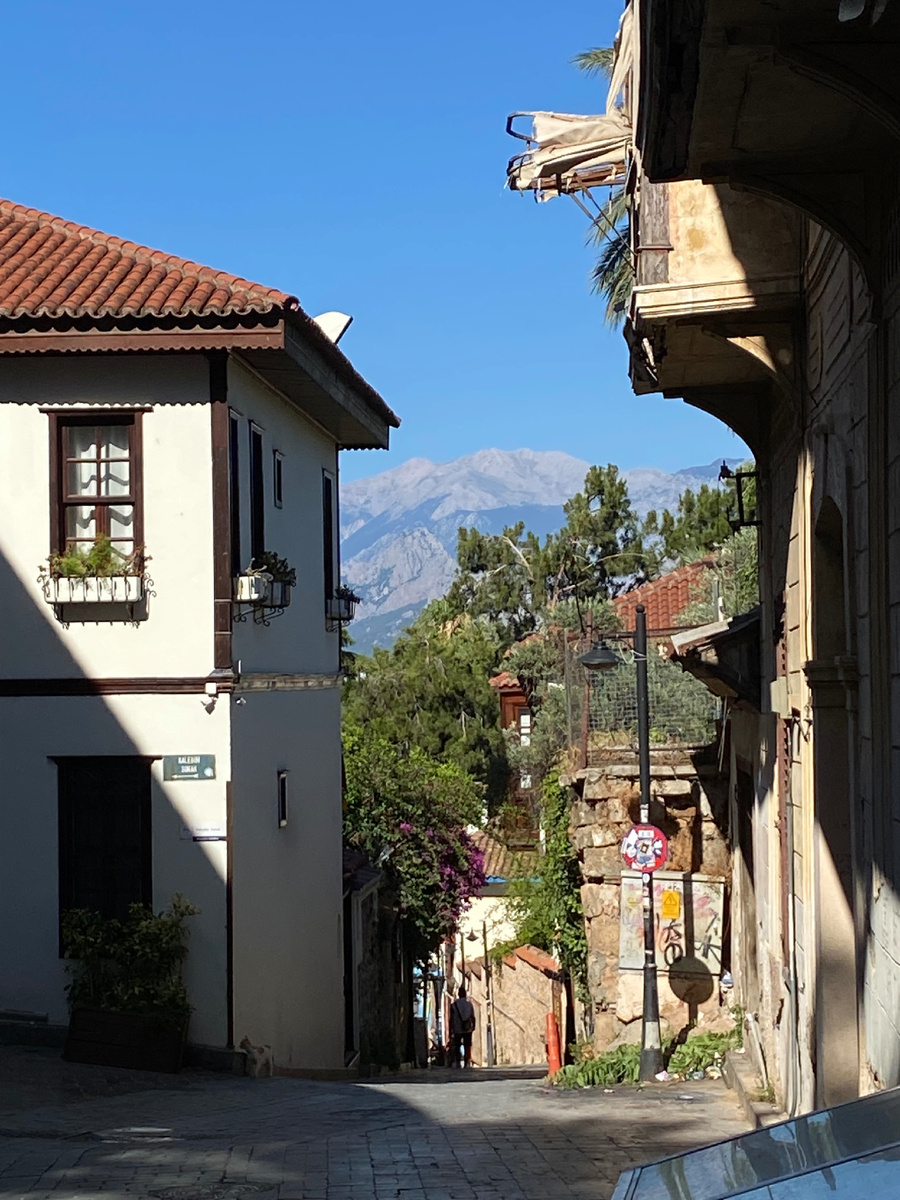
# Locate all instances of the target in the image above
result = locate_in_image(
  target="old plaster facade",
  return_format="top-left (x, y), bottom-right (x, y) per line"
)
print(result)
top-left (623, 0), bottom-right (900, 1112)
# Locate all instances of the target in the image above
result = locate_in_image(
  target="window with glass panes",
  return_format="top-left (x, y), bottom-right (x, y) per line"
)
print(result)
top-left (50, 413), bottom-right (143, 564)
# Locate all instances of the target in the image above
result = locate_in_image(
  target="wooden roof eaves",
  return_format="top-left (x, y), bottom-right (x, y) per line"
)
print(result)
top-left (0, 323), bottom-right (285, 355)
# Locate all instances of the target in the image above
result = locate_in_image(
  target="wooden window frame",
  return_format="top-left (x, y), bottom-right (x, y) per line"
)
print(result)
top-left (249, 422), bottom-right (265, 562)
top-left (46, 410), bottom-right (144, 563)
top-left (273, 450), bottom-right (284, 509)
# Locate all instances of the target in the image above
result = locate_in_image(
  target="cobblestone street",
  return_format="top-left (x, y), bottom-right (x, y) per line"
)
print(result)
top-left (0, 1046), bottom-right (750, 1200)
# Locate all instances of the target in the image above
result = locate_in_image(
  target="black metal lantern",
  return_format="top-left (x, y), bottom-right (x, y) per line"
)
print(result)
top-left (578, 642), bottom-right (626, 672)
top-left (719, 461), bottom-right (760, 531)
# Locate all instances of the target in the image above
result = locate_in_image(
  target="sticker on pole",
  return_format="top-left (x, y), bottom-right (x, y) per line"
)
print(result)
top-left (621, 825), bottom-right (669, 873)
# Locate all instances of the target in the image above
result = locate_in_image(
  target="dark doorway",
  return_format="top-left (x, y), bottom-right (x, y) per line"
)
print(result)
top-left (57, 756), bottom-right (152, 937)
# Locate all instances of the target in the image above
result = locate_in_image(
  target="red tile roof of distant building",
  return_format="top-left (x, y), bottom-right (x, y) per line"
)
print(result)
top-left (614, 559), bottom-right (716, 633)
top-left (488, 671), bottom-right (524, 692)
top-left (470, 829), bottom-right (537, 882)
top-left (513, 945), bottom-right (560, 975)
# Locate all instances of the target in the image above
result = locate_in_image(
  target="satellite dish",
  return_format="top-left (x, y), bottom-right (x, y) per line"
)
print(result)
top-left (312, 312), bottom-right (353, 344)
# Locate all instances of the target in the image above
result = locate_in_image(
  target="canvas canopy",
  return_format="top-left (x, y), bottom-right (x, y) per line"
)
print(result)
top-left (506, 108), bottom-right (630, 199)
top-left (506, 1), bottom-right (634, 200)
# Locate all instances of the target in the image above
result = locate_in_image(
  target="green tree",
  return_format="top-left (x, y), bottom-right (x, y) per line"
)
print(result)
top-left (678, 526), bottom-right (760, 624)
top-left (497, 771), bottom-right (588, 999)
top-left (643, 482), bottom-right (734, 568)
top-left (342, 601), bottom-right (509, 804)
top-left (342, 725), bottom-right (486, 961)
top-left (447, 464), bottom-right (645, 646)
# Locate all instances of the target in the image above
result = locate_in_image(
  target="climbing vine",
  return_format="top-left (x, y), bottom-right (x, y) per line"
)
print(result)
top-left (497, 769), bottom-right (588, 999)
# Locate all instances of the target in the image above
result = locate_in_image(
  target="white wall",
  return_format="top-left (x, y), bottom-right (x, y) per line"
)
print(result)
top-left (0, 356), bottom-right (215, 681)
top-left (230, 686), bottom-right (344, 1070)
top-left (0, 693), bottom-right (230, 1046)
top-left (227, 357), bottom-right (340, 676)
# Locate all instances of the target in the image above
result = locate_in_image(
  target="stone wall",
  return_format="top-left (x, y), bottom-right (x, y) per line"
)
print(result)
top-left (465, 945), bottom-right (565, 1067)
top-left (564, 750), bottom-right (732, 1051)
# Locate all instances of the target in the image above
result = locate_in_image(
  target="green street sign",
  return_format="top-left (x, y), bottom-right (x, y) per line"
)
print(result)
top-left (163, 754), bottom-right (216, 781)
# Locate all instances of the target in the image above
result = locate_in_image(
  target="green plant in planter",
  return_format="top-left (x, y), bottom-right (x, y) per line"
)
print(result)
top-left (43, 535), bottom-right (144, 579)
top-left (245, 550), bottom-right (297, 586)
top-left (62, 895), bottom-right (198, 1030)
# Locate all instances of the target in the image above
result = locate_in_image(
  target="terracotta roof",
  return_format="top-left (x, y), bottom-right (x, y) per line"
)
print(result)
top-left (470, 829), bottom-right (538, 882)
top-left (0, 200), bottom-right (296, 320)
top-left (613, 559), bottom-right (715, 633)
top-left (513, 945), bottom-right (560, 975)
top-left (488, 671), bottom-right (525, 692)
top-left (0, 199), bottom-right (400, 437)
top-left (493, 945), bottom-right (561, 976)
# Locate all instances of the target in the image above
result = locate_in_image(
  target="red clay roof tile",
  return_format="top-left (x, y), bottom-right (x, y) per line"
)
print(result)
top-left (614, 559), bottom-right (715, 632)
top-left (0, 200), bottom-right (295, 320)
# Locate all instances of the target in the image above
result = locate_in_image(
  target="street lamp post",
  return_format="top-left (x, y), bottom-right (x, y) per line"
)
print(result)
top-left (580, 603), bottom-right (664, 1081)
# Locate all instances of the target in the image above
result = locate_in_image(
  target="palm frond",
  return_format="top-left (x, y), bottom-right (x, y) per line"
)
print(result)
top-left (585, 187), bottom-right (633, 326)
top-left (572, 47), bottom-right (615, 78)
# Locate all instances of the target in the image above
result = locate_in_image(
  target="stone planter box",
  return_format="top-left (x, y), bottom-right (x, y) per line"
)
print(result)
top-left (44, 576), bottom-right (143, 604)
top-left (63, 1009), bottom-right (185, 1073)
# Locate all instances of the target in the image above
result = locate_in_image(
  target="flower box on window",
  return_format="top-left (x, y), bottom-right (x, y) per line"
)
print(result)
top-left (44, 575), bottom-right (144, 605)
top-left (234, 574), bottom-right (270, 604)
top-left (266, 580), bottom-right (292, 609)
top-left (233, 576), bottom-right (293, 608)
top-left (326, 587), bottom-right (360, 625)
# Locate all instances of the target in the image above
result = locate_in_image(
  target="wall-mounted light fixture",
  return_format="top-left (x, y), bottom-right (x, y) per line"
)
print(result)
top-left (719, 462), bottom-right (760, 531)
top-left (277, 770), bottom-right (289, 828)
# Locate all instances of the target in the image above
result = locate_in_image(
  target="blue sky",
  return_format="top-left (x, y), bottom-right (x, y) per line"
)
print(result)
top-left (2, 0), bottom-right (746, 483)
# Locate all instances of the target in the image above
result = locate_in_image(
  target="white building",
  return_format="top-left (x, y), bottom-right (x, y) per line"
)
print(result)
top-left (0, 199), bottom-right (398, 1071)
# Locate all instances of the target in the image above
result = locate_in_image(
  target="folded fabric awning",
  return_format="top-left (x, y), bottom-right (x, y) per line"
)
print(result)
top-left (506, 108), bottom-right (630, 199)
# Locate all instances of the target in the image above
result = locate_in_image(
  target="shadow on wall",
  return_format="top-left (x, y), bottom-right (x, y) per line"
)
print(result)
top-left (0, 548), bottom-right (228, 1046)
top-left (710, 187), bottom-right (895, 1094)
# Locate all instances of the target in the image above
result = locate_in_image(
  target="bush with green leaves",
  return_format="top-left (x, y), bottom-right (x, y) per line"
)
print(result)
top-left (495, 771), bottom-right (588, 999)
top-left (44, 535), bottom-right (144, 578)
top-left (62, 895), bottom-right (198, 1029)
top-left (553, 1025), bottom-right (742, 1088)
top-left (343, 724), bottom-right (486, 962)
top-left (246, 550), bottom-right (297, 586)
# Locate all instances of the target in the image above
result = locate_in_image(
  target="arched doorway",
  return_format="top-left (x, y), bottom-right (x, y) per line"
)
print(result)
top-left (809, 496), bottom-right (859, 1106)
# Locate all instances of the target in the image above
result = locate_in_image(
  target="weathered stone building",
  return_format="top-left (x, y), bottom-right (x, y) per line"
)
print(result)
top-left (507, 0), bottom-right (900, 1114)
top-left (623, 0), bottom-right (900, 1112)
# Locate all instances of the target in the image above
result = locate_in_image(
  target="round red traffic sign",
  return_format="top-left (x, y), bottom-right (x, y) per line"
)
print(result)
top-left (621, 824), bottom-right (668, 873)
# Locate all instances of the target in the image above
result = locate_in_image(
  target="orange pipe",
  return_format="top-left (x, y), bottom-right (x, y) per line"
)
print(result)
top-left (546, 1012), bottom-right (562, 1075)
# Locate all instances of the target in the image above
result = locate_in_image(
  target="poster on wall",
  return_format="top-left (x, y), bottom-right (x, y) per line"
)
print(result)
top-left (618, 871), bottom-right (725, 976)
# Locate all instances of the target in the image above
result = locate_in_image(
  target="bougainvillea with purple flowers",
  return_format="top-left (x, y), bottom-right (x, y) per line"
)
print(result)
top-left (343, 724), bottom-right (486, 960)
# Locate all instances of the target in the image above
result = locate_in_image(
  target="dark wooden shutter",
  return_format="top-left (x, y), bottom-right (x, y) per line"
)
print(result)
top-left (249, 424), bottom-right (265, 561)
top-left (229, 413), bottom-right (241, 572)
top-left (58, 757), bottom-right (152, 930)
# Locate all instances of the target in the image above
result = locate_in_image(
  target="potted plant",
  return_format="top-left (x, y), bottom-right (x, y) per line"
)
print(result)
top-left (38, 535), bottom-right (145, 604)
top-left (326, 583), bottom-right (361, 625)
top-left (234, 550), bottom-right (296, 608)
top-left (61, 895), bottom-right (197, 1073)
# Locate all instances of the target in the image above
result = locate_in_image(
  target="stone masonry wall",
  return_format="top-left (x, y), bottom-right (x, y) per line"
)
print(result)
top-left (564, 750), bottom-right (732, 1051)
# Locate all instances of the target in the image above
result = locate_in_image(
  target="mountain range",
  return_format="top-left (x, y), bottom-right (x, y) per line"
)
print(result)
top-left (341, 448), bottom-right (742, 654)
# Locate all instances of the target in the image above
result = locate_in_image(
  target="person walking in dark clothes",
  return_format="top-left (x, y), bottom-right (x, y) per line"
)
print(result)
top-left (449, 986), bottom-right (476, 1068)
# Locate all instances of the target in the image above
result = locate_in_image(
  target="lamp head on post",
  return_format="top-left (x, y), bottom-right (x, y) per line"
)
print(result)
top-left (578, 642), bottom-right (625, 672)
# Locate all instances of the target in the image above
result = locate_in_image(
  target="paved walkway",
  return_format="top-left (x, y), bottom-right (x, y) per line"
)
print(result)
top-left (0, 1047), bottom-right (749, 1200)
